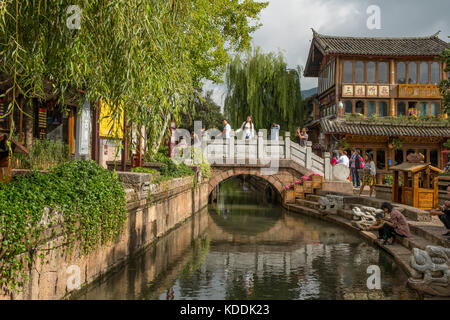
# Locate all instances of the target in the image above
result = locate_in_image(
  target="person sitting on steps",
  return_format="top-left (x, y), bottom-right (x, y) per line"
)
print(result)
top-left (367, 202), bottom-right (411, 245)
top-left (429, 185), bottom-right (450, 238)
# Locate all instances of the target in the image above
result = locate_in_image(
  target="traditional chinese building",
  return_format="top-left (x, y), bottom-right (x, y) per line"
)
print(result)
top-left (304, 29), bottom-right (450, 183)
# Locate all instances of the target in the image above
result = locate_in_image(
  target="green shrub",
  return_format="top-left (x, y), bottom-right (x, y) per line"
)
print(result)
top-left (0, 161), bottom-right (127, 292)
top-left (384, 175), bottom-right (393, 186)
top-left (13, 139), bottom-right (70, 170)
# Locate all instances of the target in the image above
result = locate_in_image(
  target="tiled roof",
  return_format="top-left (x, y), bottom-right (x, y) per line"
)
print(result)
top-left (312, 29), bottom-right (450, 57)
top-left (320, 118), bottom-right (450, 138)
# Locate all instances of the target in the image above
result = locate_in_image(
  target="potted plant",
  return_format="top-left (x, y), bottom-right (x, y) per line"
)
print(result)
top-left (284, 184), bottom-right (296, 203)
top-left (392, 138), bottom-right (403, 150)
top-left (302, 176), bottom-right (313, 194)
top-left (310, 173), bottom-right (324, 189)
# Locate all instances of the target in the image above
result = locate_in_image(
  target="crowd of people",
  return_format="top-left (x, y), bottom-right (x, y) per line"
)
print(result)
top-left (217, 115), bottom-right (309, 145)
top-left (330, 148), bottom-right (376, 197)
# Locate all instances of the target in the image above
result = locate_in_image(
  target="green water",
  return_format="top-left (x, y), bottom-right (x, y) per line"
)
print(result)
top-left (75, 178), bottom-right (419, 300)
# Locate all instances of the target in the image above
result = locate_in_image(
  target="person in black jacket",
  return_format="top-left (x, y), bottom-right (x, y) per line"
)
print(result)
top-left (350, 149), bottom-right (361, 188)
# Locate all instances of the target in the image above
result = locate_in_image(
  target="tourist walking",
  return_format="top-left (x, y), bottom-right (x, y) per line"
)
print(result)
top-left (350, 149), bottom-right (361, 188)
top-left (359, 153), bottom-right (376, 197)
top-left (429, 186), bottom-right (450, 238)
top-left (337, 150), bottom-right (349, 167)
top-left (296, 127), bottom-right (309, 147)
top-left (330, 152), bottom-right (338, 166)
top-left (239, 115), bottom-right (255, 140)
top-left (368, 202), bottom-right (411, 245)
top-left (270, 123), bottom-right (280, 141)
top-left (218, 119), bottom-right (232, 139)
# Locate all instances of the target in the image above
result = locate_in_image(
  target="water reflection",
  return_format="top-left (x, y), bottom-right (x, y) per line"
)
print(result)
top-left (75, 178), bottom-right (419, 300)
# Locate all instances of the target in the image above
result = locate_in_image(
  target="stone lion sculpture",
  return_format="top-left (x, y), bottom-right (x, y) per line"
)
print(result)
top-left (351, 206), bottom-right (383, 230)
top-left (408, 245), bottom-right (450, 297)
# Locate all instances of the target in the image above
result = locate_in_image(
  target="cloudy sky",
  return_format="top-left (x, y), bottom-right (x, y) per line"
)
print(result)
top-left (206, 0), bottom-right (450, 107)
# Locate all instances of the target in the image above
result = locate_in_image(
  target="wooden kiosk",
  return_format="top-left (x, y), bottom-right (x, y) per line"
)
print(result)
top-left (390, 153), bottom-right (443, 210)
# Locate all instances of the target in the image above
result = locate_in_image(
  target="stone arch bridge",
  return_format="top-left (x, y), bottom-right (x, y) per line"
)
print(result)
top-left (201, 131), bottom-right (342, 199)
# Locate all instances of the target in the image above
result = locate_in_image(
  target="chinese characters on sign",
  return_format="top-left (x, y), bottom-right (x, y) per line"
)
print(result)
top-left (343, 85), bottom-right (354, 97)
top-left (342, 85), bottom-right (390, 98)
top-left (398, 84), bottom-right (441, 99)
top-left (355, 85), bottom-right (366, 97)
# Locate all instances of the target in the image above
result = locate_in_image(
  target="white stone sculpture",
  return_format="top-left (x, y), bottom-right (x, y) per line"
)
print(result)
top-left (332, 164), bottom-right (350, 182)
top-left (351, 206), bottom-right (382, 230)
top-left (409, 246), bottom-right (450, 297)
top-left (319, 195), bottom-right (344, 212)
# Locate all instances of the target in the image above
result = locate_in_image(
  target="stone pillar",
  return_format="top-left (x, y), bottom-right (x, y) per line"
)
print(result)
top-left (258, 131), bottom-right (264, 161)
top-left (324, 152), bottom-right (331, 181)
top-left (285, 132), bottom-right (291, 159)
top-left (226, 133), bottom-right (235, 165)
top-left (306, 141), bottom-right (313, 170)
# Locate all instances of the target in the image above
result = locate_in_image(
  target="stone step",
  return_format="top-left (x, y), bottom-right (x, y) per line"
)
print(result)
top-left (286, 203), bottom-right (324, 220)
top-left (336, 208), bottom-right (448, 251)
top-left (337, 209), bottom-right (355, 221)
top-left (295, 199), bottom-right (320, 210)
top-left (397, 235), bottom-right (430, 251)
top-left (305, 194), bottom-right (322, 202)
top-left (408, 223), bottom-right (450, 249)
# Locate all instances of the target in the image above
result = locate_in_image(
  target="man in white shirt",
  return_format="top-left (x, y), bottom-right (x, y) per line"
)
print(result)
top-left (218, 119), bottom-right (231, 139)
top-left (337, 150), bottom-right (350, 167)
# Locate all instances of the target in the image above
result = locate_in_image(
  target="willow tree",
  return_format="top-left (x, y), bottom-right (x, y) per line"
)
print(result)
top-left (0, 0), bottom-right (267, 155)
top-left (224, 48), bottom-right (305, 136)
top-left (439, 43), bottom-right (450, 114)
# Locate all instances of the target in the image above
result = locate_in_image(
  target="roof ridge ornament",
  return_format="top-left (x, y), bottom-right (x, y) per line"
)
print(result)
top-left (432, 31), bottom-right (441, 37)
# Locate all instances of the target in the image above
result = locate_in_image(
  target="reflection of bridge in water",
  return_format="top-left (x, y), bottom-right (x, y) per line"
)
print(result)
top-left (208, 210), bottom-right (360, 246)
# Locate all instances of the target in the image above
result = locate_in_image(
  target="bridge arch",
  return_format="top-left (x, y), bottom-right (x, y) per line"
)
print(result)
top-left (208, 168), bottom-right (285, 197)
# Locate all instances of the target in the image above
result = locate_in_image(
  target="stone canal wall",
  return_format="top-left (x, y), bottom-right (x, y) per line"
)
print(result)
top-left (0, 173), bottom-right (209, 300)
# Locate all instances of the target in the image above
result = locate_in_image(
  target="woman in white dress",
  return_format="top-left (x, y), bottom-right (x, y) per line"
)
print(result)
top-left (239, 115), bottom-right (255, 140)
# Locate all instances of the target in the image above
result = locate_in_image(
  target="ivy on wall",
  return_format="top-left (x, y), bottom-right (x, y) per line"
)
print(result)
top-left (0, 161), bottom-right (127, 293)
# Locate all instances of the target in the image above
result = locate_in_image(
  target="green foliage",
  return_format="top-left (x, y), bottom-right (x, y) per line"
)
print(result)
top-left (0, 0), bottom-right (267, 154)
top-left (224, 48), bottom-right (305, 136)
top-left (13, 139), bottom-right (70, 170)
top-left (384, 175), bottom-right (393, 186)
top-left (439, 45), bottom-right (450, 115)
top-left (0, 161), bottom-right (127, 292)
top-left (138, 146), bottom-right (195, 185)
top-left (179, 90), bottom-right (224, 132)
top-left (392, 138), bottom-right (403, 150)
top-left (190, 147), bottom-right (211, 179)
top-left (444, 139), bottom-right (450, 148)
top-left (130, 167), bottom-right (159, 176)
top-left (337, 138), bottom-right (349, 150)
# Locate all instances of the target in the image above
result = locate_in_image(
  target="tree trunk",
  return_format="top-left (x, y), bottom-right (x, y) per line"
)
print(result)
top-left (24, 99), bottom-right (34, 150)
top-left (152, 113), bottom-right (171, 155)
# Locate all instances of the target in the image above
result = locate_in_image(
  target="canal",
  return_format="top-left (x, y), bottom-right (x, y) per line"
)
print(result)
top-left (74, 178), bottom-right (419, 300)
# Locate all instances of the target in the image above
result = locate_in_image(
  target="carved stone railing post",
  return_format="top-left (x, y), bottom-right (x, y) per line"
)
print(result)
top-left (285, 132), bottom-right (291, 159)
top-left (324, 152), bottom-right (331, 181)
top-left (257, 131), bottom-right (264, 161)
top-left (226, 133), bottom-right (235, 165)
top-left (306, 141), bottom-right (313, 170)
